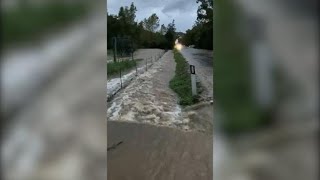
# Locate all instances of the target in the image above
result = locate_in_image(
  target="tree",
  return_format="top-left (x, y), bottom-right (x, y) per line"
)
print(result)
top-left (143, 13), bottom-right (160, 32)
top-left (128, 2), bottom-right (137, 24)
top-left (118, 7), bottom-right (125, 19)
top-left (181, 0), bottom-right (213, 49)
top-left (118, 2), bottom-right (137, 25)
top-left (108, 3), bottom-right (173, 50)
top-left (164, 20), bottom-right (177, 48)
top-left (107, 14), bottom-right (120, 48)
top-left (159, 24), bottom-right (167, 35)
top-left (116, 3), bottom-right (138, 38)
top-left (196, 0), bottom-right (213, 24)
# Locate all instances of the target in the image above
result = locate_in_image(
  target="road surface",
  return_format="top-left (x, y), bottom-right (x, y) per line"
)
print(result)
top-left (108, 50), bottom-right (213, 133)
top-left (107, 50), bottom-right (213, 179)
top-left (180, 47), bottom-right (213, 100)
top-left (108, 121), bottom-right (213, 180)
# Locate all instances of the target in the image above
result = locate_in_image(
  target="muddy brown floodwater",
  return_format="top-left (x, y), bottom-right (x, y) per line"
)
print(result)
top-left (107, 50), bottom-right (214, 179)
top-left (108, 50), bottom-right (213, 133)
top-left (107, 121), bottom-right (213, 180)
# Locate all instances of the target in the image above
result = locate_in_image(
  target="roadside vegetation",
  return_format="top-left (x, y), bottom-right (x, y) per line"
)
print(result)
top-left (180, 0), bottom-right (213, 50)
top-left (2, 1), bottom-right (90, 45)
top-left (170, 49), bottom-right (197, 105)
top-left (107, 59), bottom-right (142, 76)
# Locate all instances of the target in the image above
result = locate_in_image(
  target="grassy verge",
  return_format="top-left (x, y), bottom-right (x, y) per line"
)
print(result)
top-left (107, 59), bottom-right (141, 76)
top-left (170, 49), bottom-right (197, 105)
top-left (2, 2), bottom-right (89, 45)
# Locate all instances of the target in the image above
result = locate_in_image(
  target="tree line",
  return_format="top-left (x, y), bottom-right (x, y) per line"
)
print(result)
top-left (107, 2), bottom-right (177, 50)
top-left (180, 0), bottom-right (213, 50)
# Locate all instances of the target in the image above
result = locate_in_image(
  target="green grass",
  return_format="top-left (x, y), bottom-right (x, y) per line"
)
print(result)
top-left (2, 2), bottom-right (89, 45)
top-left (169, 49), bottom-right (197, 105)
top-left (107, 59), bottom-right (140, 76)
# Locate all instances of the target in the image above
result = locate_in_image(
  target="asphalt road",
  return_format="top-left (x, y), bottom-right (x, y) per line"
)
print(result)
top-left (108, 121), bottom-right (213, 180)
top-left (180, 47), bottom-right (213, 100)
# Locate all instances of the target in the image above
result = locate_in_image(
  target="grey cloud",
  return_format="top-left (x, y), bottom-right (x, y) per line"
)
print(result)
top-left (107, 0), bottom-right (198, 32)
top-left (162, 0), bottom-right (197, 14)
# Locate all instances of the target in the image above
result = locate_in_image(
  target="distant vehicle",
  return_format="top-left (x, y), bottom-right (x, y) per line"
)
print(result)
top-left (189, 45), bottom-right (195, 48)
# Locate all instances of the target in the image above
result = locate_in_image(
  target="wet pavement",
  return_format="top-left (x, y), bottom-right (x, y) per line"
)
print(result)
top-left (180, 47), bottom-right (213, 100)
top-left (108, 121), bottom-right (213, 180)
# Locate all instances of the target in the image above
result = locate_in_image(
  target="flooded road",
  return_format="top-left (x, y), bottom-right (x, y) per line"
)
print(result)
top-left (108, 121), bottom-right (213, 180)
top-left (108, 50), bottom-right (213, 133)
top-left (107, 50), bottom-right (213, 179)
top-left (106, 49), bottom-right (165, 100)
top-left (108, 51), bottom-right (183, 128)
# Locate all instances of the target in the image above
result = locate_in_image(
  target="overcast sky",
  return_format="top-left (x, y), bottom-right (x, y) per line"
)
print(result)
top-left (107, 0), bottom-right (198, 32)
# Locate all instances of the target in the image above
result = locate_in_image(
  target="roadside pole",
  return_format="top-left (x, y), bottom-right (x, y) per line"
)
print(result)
top-left (119, 58), bottom-right (122, 88)
top-left (135, 57), bottom-right (137, 75)
top-left (113, 37), bottom-right (117, 62)
top-left (132, 48), bottom-right (137, 76)
top-left (190, 65), bottom-right (197, 96)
